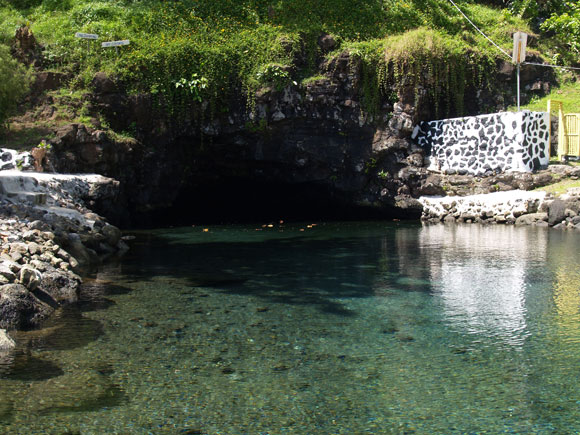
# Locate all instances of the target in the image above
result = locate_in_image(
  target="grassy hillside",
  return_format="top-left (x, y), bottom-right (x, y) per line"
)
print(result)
top-left (0, 0), bottom-right (573, 128)
top-left (0, 1), bottom-right (528, 84)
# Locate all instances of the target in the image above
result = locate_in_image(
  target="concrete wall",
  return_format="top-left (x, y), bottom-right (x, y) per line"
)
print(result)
top-left (413, 111), bottom-right (550, 175)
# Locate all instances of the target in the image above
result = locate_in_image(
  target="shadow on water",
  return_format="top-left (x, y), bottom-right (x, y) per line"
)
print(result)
top-left (37, 381), bottom-right (128, 416)
top-left (80, 281), bottom-right (133, 297)
top-left (64, 280), bottom-right (135, 316)
top-left (0, 352), bottom-right (64, 381)
top-left (0, 299), bottom-right (109, 387)
top-left (0, 281), bottom-right (132, 424)
top-left (21, 306), bottom-right (105, 352)
top-left (119, 222), bottom-right (432, 315)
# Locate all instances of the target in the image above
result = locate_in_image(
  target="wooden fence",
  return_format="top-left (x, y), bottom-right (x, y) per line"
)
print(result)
top-left (548, 100), bottom-right (580, 160)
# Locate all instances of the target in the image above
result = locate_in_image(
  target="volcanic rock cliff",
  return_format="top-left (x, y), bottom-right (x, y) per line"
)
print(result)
top-left (22, 35), bottom-right (557, 227)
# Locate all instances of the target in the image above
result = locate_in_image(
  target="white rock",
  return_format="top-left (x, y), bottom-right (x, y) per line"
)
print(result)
top-left (0, 329), bottom-right (15, 350)
top-left (19, 265), bottom-right (42, 290)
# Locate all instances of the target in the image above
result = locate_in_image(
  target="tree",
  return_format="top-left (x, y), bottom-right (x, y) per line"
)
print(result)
top-left (541, 2), bottom-right (580, 63)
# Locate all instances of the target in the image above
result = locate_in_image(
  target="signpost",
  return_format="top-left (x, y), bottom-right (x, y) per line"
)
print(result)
top-left (75, 32), bottom-right (99, 40)
top-left (75, 32), bottom-right (99, 53)
top-left (513, 32), bottom-right (528, 112)
top-left (101, 40), bottom-right (130, 55)
top-left (101, 40), bottom-right (130, 48)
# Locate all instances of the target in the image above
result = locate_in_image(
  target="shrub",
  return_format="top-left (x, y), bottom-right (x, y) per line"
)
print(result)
top-left (0, 44), bottom-right (31, 129)
top-left (541, 2), bottom-right (580, 63)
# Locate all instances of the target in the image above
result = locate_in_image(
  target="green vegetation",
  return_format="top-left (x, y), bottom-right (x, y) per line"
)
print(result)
top-left (0, 87), bottom-right (92, 149)
top-left (0, 0), bottom-right (577, 127)
top-left (541, 2), bottom-right (580, 65)
top-left (515, 80), bottom-right (580, 113)
top-left (0, 44), bottom-right (31, 129)
top-left (535, 178), bottom-right (580, 196)
top-left (344, 27), bottom-right (501, 116)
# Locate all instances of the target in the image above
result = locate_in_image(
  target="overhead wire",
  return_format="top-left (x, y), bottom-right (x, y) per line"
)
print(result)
top-left (445, 0), bottom-right (580, 72)
top-left (522, 61), bottom-right (580, 71)
top-left (446, 0), bottom-right (512, 60)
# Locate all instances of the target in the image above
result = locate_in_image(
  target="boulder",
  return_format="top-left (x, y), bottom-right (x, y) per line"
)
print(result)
top-left (0, 284), bottom-right (52, 329)
top-left (92, 72), bottom-right (118, 95)
top-left (39, 270), bottom-right (81, 303)
top-left (64, 233), bottom-right (93, 267)
top-left (101, 223), bottom-right (122, 246)
top-left (0, 262), bottom-right (16, 282)
top-left (33, 71), bottom-right (66, 94)
top-left (11, 25), bottom-right (42, 67)
top-left (515, 212), bottom-right (548, 226)
top-left (548, 199), bottom-right (567, 226)
top-left (318, 33), bottom-right (337, 53)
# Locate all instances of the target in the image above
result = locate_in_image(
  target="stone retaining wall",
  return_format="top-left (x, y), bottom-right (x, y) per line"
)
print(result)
top-left (420, 188), bottom-right (580, 229)
top-left (419, 190), bottom-right (546, 224)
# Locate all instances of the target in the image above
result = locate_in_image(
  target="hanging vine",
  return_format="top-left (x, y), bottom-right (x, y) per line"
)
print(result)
top-left (346, 28), bottom-right (498, 120)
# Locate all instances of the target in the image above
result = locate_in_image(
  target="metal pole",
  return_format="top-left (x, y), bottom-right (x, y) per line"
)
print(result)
top-left (517, 62), bottom-right (520, 111)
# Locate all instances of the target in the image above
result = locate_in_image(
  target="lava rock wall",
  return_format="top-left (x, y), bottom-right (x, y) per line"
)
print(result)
top-left (414, 111), bottom-right (550, 175)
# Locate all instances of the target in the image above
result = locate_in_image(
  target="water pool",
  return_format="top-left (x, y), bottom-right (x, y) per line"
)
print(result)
top-left (1, 222), bottom-right (579, 434)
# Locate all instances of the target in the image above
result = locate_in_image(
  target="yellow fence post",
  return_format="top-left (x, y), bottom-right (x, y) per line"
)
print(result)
top-left (565, 114), bottom-right (580, 157)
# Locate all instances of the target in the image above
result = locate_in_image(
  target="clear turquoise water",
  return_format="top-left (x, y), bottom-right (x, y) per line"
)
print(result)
top-left (1, 222), bottom-right (580, 434)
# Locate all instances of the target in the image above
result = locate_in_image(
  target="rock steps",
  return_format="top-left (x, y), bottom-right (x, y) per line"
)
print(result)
top-left (0, 172), bottom-right (48, 205)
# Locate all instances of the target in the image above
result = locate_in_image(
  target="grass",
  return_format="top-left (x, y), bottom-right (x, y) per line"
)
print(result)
top-left (550, 157), bottom-right (580, 166)
top-left (535, 178), bottom-right (580, 196)
top-left (0, 0), bottom-right (565, 134)
top-left (0, 85), bottom-right (101, 150)
top-left (301, 75), bottom-right (328, 85)
top-left (0, 124), bottom-right (54, 151)
top-left (512, 79), bottom-right (580, 113)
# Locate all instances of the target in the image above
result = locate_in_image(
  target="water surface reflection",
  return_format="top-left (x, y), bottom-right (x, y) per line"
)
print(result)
top-left (417, 225), bottom-right (548, 347)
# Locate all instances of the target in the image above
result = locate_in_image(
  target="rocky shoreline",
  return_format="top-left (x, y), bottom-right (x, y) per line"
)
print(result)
top-left (1, 147), bottom-right (580, 340)
top-left (419, 166), bottom-right (580, 229)
top-left (0, 167), bottom-right (125, 336)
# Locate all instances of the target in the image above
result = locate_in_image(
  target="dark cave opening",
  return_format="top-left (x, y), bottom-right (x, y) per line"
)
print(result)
top-left (141, 178), bottom-right (396, 228)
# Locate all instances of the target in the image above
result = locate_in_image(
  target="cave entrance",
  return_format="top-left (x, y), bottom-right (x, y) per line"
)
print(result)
top-left (145, 178), bottom-right (389, 228)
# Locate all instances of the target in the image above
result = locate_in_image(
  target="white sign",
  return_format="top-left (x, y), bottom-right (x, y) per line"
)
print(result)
top-left (512, 32), bottom-right (528, 64)
top-left (101, 40), bottom-right (130, 48)
top-left (75, 32), bottom-right (99, 40)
